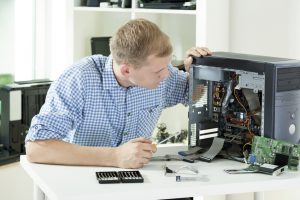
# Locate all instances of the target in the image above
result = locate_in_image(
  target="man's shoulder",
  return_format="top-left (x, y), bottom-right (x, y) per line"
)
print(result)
top-left (62, 55), bottom-right (110, 77)
top-left (76, 54), bottom-right (109, 71)
top-left (87, 54), bottom-right (110, 67)
top-left (51, 55), bottom-right (109, 88)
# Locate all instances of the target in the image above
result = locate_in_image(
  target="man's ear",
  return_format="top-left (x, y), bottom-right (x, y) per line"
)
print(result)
top-left (120, 63), bottom-right (131, 78)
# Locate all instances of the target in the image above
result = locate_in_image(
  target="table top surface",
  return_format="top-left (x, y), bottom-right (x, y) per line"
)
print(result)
top-left (20, 155), bottom-right (300, 200)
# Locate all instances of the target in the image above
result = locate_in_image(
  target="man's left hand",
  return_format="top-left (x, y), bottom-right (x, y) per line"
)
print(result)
top-left (184, 47), bottom-right (211, 72)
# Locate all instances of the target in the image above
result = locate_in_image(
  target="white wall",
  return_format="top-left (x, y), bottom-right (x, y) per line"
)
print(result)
top-left (0, 0), bottom-right (15, 75)
top-left (229, 0), bottom-right (300, 59)
top-left (206, 0), bottom-right (230, 51)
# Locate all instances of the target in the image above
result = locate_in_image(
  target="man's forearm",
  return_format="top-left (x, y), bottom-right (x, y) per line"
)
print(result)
top-left (25, 140), bottom-right (118, 167)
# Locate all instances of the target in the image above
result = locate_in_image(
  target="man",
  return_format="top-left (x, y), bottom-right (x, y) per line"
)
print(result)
top-left (25, 18), bottom-right (211, 169)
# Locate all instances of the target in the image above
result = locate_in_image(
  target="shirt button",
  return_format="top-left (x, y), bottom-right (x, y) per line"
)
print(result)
top-left (123, 132), bottom-right (128, 136)
top-left (127, 112), bottom-right (131, 116)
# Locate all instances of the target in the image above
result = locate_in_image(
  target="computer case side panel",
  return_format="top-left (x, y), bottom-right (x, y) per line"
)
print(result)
top-left (263, 63), bottom-right (276, 139)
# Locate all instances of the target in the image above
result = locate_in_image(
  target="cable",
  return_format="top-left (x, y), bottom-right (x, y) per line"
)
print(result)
top-left (233, 88), bottom-right (255, 139)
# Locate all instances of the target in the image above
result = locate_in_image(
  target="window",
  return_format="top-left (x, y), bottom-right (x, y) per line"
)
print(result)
top-left (14, 0), bottom-right (35, 81)
top-left (1, 0), bottom-right (71, 82)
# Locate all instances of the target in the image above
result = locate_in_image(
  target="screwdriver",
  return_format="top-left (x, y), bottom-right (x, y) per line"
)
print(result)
top-left (151, 132), bottom-right (181, 153)
top-left (157, 132), bottom-right (182, 145)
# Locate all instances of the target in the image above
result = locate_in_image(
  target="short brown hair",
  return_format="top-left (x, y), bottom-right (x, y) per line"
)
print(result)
top-left (110, 18), bottom-right (173, 67)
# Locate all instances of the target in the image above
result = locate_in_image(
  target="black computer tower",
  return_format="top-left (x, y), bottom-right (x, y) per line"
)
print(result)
top-left (0, 80), bottom-right (51, 164)
top-left (188, 52), bottom-right (300, 154)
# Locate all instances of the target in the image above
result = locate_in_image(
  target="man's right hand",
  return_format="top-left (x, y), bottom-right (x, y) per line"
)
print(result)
top-left (115, 137), bottom-right (157, 169)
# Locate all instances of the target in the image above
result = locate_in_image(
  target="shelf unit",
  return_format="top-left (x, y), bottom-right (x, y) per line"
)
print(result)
top-left (35, 0), bottom-right (230, 142)
top-left (69, 0), bottom-right (229, 63)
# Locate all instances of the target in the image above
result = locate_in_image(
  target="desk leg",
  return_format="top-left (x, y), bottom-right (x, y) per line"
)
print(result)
top-left (254, 192), bottom-right (264, 200)
top-left (34, 183), bottom-right (45, 200)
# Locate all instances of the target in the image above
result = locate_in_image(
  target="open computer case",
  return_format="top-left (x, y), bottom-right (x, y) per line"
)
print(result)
top-left (188, 52), bottom-right (300, 158)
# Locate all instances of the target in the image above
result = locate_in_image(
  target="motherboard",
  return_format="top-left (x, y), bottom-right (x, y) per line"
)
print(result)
top-left (249, 136), bottom-right (300, 170)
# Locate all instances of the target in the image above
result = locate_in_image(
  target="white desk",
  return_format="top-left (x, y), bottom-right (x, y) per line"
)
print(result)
top-left (20, 155), bottom-right (300, 200)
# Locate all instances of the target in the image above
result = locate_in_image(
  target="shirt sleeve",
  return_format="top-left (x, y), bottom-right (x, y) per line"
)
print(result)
top-left (25, 65), bottom-right (85, 142)
top-left (163, 64), bottom-right (189, 108)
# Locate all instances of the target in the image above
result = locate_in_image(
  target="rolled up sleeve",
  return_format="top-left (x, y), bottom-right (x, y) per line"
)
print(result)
top-left (25, 66), bottom-right (85, 143)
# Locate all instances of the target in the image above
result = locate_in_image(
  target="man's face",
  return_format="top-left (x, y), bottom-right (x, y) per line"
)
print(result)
top-left (128, 55), bottom-right (171, 90)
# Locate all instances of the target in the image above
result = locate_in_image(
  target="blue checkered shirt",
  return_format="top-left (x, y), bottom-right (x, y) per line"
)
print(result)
top-left (25, 55), bottom-right (189, 147)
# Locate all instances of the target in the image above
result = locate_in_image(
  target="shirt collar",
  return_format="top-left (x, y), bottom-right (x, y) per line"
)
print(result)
top-left (102, 55), bottom-right (123, 90)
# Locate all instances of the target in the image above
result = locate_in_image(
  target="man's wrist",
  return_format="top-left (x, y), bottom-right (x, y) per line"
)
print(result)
top-left (109, 146), bottom-right (120, 167)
